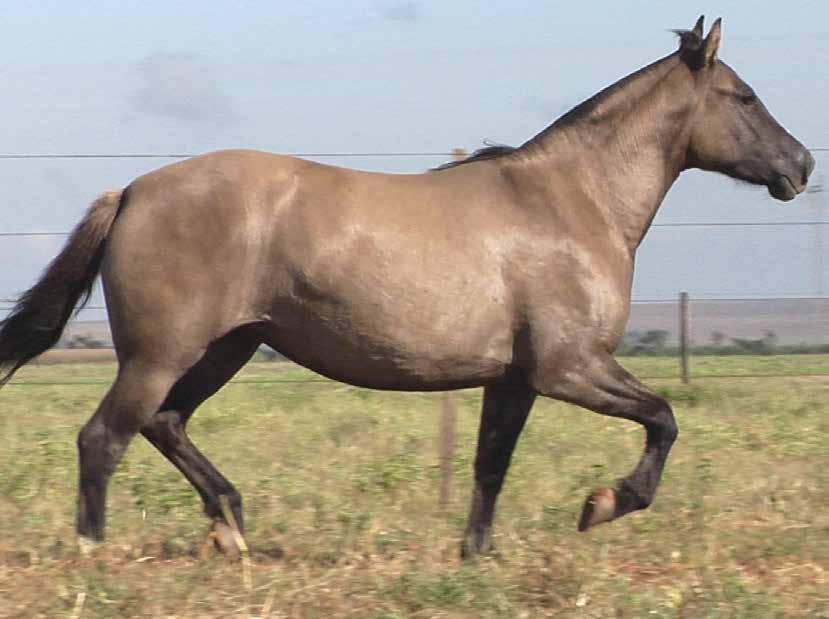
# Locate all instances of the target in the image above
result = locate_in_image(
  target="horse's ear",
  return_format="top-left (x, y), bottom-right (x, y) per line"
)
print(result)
top-left (702, 18), bottom-right (722, 66)
top-left (673, 15), bottom-right (704, 65)
top-left (692, 15), bottom-right (704, 39)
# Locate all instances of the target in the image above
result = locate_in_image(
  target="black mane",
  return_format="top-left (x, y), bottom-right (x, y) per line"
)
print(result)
top-left (431, 144), bottom-right (517, 171)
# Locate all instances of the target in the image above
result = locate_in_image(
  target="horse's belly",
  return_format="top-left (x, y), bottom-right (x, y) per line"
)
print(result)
top-left (260, 293), bottom-right (512, 391)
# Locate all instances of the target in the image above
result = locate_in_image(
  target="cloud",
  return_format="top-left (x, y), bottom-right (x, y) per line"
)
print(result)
top-left (377, 1), bottom-right (423, 22)
top-left (131, 52), bottom-right (235, 124)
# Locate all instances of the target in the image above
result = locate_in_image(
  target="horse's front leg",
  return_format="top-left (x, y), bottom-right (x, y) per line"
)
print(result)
top-left (461, 382), bottom-right (536, 559)
top-left (532, 354), bottom-right (678, 530)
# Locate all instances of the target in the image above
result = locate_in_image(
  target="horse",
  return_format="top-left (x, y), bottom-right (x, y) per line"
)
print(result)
top-left (0, 16), bottom-right (814, 558)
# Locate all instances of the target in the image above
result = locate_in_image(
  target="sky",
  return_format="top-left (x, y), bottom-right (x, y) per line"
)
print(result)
top-left (1, 1), bottom-right (827, 321)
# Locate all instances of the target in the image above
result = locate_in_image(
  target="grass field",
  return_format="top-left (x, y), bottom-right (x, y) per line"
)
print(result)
top-left (0, 356), bottom-right (826, 618)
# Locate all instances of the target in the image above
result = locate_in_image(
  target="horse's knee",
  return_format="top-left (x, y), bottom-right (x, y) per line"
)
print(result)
top-left (140, 410), bottom-right (185, 447)
top-left (146, 410), bottom-right (183, 430)
top-left (77, 419), bottom-right (105, 454)
top-left (76, 417), bottom-right (121, 468)
top-left (649, 400), bottom-right (678, 446)
top-left (77, 417), bottom-right (130, 485)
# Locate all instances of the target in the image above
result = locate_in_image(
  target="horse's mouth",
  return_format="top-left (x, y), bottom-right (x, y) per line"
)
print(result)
top-left (768, 175), bottom-right (799, 201)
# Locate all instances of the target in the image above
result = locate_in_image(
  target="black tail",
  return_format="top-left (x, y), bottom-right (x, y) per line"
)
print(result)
top-left (0, 190), bottom-right (124, 385)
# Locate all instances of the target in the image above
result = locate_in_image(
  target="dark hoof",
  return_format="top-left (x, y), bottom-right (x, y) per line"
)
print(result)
top-left (578, 487), bottom-right (617, 531)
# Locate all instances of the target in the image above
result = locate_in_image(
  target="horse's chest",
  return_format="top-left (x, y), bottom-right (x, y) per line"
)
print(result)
top-left (522, 247), bottom-right (632, 351)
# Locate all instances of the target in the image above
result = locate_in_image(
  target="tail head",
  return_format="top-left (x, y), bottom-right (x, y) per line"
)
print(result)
top-left (0, 190), bottom-right (122, 385)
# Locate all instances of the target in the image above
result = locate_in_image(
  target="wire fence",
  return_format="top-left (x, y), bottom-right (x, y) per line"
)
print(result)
top-left (0, 149), bottom-right (827, 158)
top-left (4, 295), bottom-right (829, 311)
top-left (3, 373), bottom-right (828, 387)
top-left (0, 152), bottom-right (456, 159)
top-left (44, 364), bottom-right (829, 381)
top-left (1, 150), bottom-right (827, 385)
top-left (0, 149), bottom-right (826, 238)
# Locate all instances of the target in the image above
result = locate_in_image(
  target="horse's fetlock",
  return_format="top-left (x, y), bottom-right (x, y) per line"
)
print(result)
top-left (619, 481), bottom-right (652, 511)
top-left (222, 490), bottom-right (243, 511)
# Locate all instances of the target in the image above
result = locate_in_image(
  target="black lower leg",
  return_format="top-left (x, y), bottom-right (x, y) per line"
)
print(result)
top-left (138, 328), bottom-right (258, 535)
top-left (77, 441), bottom-right (121, 541)
top-left (75, 367), bottom-right (178, 543)
top-left (141, 410), bottom-right (244, 531)
top-left (76, 404), bottom-right (136, 540)
top-left (578, 398), bottom-right (678, 530)
top-left (534, 355), bottom-right (680, 532)
top-left (462, 383), bottom-right (535, 558)
top-left (613, 406), bottom-right (677, 516)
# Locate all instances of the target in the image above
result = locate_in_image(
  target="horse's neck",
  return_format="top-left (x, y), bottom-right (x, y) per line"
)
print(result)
top-left (518, 55), bottom-right (695, 253)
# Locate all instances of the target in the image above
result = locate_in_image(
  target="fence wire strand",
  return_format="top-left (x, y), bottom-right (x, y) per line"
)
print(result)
top-left (1, 149), bottom-right (826, 383)
top-left (3, 371), bottom-right (827, 387)
top-left (2, 221), bottom-right (828, 238)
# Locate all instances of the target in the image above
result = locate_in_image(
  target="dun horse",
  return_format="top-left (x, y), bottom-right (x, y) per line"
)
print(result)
top-left (0, 17), bottom-right (814, 557)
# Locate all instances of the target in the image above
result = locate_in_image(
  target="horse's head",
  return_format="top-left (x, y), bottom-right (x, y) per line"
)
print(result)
top-left (681, 17), bottom-right (814, 201)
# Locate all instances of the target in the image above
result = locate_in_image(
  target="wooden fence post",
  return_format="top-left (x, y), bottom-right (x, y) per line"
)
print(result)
top-left (679, 291), bottom-right (690, 384)
top-left (438, 392), bottom-right (457, 510)
top-left (437, 147), bottom-right (467, 510)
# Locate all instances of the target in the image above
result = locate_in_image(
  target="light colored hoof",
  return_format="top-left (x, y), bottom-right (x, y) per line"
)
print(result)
top-left (77, 536), bottom-right (100, 557)
top-left (578, 487), bottom-right (617, 531)
top-left (209, 522), bottom-right (243, 560)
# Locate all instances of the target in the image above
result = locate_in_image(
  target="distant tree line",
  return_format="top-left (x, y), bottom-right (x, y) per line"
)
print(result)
top-left (617, 330), bottom-right (829, 356)
top-left (62, 334), bottom-right (109, 349)
top-left (55, 333), bottom-right (828, 357)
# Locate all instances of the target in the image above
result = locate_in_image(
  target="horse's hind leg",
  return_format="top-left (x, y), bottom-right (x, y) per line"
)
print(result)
top-left (140, 327), bottom-right (260, 555)
top-left (462, 381), bottom-right (536, 558)
top-left (533, 354), bottom-right (678, 531)
top-left (77, 363), bottom-right (180, 548)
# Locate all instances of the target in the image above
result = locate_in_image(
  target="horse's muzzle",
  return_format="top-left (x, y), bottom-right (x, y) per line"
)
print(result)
top-left (769, 148), bottom-right (815, 201)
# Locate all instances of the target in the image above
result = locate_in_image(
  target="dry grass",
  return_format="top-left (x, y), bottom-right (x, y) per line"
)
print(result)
top-left (0, 357), bottom-right (826, 617)
top-left (32, 349), bottom-right (117, 365)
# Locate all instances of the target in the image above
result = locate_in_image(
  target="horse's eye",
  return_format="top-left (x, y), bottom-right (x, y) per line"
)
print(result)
top-left (739, 93), bottom-right (757, 106)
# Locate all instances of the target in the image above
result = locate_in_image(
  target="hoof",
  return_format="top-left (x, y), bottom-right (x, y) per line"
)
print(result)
top-left (77, 536), bottom-right (100, 557)
top-left (209, 522), bottom-right (243, 560)
top-left (460, 540), bottom-right (485, 561)
top-left (578, 487), bottom-right (617, 532)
